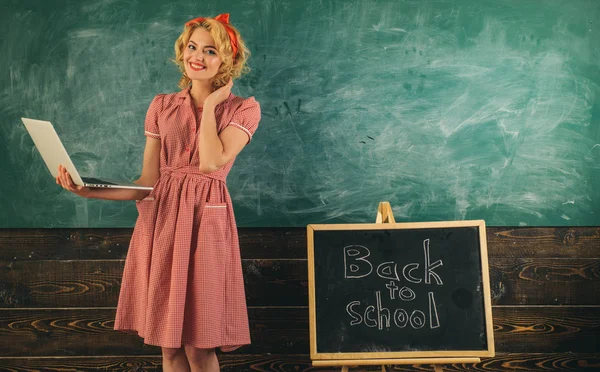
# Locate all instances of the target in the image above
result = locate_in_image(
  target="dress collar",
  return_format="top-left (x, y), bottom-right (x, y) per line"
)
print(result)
top-left (175, 87), bottom-right (234, 108)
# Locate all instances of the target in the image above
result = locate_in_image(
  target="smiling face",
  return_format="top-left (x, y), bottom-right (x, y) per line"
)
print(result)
top-left (174, 18), bottom-right (250, 90)
top-left (183, 27), bottom-right (223, 83)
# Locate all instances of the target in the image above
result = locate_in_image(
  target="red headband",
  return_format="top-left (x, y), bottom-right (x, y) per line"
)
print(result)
top-left (185, 13), bottom-right (239, 59)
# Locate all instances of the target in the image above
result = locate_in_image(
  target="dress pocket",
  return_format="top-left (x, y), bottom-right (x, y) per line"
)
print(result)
top-left (135, 192), bottom-right (158, 234)
top-left (199, 202), bottom-right (231, 244)
top-left (135, 182), bottom-right (158, 204)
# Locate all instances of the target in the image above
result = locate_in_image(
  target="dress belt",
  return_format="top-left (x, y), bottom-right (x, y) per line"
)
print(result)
top-left (160, 165), bottom-right (227, 182)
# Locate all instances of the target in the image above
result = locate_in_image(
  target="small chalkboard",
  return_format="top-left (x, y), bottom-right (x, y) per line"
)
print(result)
top-left (307, 219), bottom-right (494, 365)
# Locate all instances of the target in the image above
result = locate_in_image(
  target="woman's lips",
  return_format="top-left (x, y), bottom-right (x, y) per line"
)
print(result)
top-left (189, 62), bottom-right (205, 71)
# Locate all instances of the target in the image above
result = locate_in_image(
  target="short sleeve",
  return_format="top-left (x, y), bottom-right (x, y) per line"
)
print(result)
top-left (228, 97), bottom-right (261, 143)
top-left (144, 94), bottom-right (164, 139)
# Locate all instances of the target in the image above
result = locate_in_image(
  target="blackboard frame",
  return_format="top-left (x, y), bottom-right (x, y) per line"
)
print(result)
top-left (307, 220), bottom-right (495, 363)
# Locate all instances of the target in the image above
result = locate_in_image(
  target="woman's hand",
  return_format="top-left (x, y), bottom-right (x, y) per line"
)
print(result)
top-left (56, 165), bottom-right (91, 198)
top-left (205, 79), bottom-right (233, 108)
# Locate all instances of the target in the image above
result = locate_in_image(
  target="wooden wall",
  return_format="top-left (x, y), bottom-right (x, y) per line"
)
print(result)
top-left (0, 227), bottom-right (598, 371)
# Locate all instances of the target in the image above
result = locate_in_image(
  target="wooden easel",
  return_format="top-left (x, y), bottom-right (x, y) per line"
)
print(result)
top-left (336, 202), bottom-right (481, 372)
top-left (375, 201), bottom-right (396, 224)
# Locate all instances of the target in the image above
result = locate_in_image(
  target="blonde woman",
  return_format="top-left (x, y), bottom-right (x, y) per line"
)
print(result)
top-left (56, 13), bottom-right (260, 372)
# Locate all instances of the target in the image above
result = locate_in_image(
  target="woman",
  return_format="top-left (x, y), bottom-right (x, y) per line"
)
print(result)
top-left (56, 13), bottom-right (260, 372)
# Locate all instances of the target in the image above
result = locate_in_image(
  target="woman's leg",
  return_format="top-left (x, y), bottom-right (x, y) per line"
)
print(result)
top-left (184, 346), bottom-right (219, 372)
top-left (162, 347), bottom-right (191, 372)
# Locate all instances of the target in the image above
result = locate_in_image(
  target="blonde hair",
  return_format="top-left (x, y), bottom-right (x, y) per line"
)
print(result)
top-left (173, 18), bottom-right (250, 90)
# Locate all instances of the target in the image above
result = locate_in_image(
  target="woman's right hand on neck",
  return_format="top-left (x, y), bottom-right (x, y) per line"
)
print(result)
top-left (204, 79), bottom-right (233, 109)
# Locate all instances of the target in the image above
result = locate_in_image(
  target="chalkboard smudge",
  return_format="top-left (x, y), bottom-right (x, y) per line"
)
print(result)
top-left (282, 103), bottom-right (305, 145)
top-left (283, 101), bottom-right (292, 116)
top-left (70, 29), bottom-right (102, 39)
top-left (361, 344), bottom-right (392, 353)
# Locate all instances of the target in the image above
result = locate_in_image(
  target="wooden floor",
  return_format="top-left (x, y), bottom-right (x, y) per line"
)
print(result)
top-left (0, 227), bottom-right (598, 371)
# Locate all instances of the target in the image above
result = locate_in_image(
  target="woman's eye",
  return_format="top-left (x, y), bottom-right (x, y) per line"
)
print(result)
top-left (206, 49), bottom-right (217, 55)
top-left (187, 44), bottom-right (196, 50)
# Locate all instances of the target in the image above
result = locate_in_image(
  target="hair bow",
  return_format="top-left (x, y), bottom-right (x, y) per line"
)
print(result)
top-left (185, 13), bottom-right (239, 58)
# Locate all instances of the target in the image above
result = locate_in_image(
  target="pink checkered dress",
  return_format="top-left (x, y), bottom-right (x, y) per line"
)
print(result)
top-left (114, 88), bottom-right (260, 351)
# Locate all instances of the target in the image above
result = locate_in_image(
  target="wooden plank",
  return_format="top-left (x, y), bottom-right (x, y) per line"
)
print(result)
top-left (1, 227), bottom-right (598, 261)
top-left (489, 258), bottom-right (600, 305)
top-left (0, 308), bottom-right (305, 356)
top-left (0, 307), bottom-right (597, 357)
top-left (0, 228), bottom-right (308, 261)
top-left (238, 228), bottom-right (307, 259)
top-left (486, 227), bottom-right (600, 259)
top-left (0, 259), bottom-right (123, 307)
top-left (243, 259), bottom-right (309, 307)
top-left (0, 229), bottom-right (132, 261)
top-left (0, 353), bottom-right (598, 371)
top-left (1, 258), bottom-right (598, 308)
top-left (492, 306), bottom-right (600, 353)
top-left (0, 259), bottom-right (308, 308)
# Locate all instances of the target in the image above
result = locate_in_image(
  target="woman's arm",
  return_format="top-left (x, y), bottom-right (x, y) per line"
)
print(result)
top-left (56, 136), bottom-right (161, 200)
top-left (198, 80), bottom-right (251, 173)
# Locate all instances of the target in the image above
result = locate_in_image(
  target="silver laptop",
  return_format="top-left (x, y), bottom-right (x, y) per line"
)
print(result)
top-left (21, 118), bottom-right (153, 190)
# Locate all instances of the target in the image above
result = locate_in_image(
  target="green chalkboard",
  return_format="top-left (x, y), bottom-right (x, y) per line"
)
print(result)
top-left (1, 0), bottom-right (599, 227)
